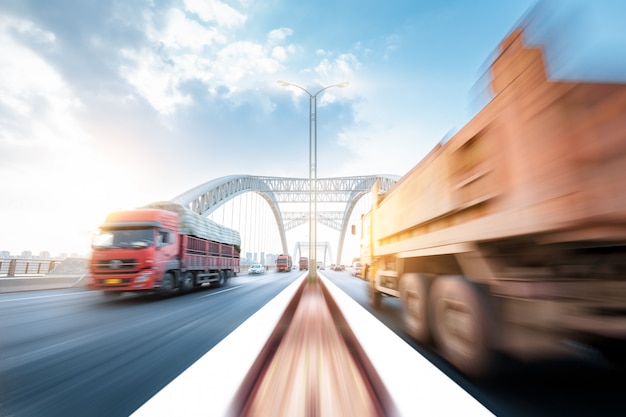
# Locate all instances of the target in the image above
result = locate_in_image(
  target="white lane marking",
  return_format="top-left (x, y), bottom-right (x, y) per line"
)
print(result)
top-left (0, 291), bottom-right (99, 303)
top-left (198, 284), bottom-right (244, 298)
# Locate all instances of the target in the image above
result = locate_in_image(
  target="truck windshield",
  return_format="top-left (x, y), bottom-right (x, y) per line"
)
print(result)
top-left (92, 228), bottom-right (154, 249)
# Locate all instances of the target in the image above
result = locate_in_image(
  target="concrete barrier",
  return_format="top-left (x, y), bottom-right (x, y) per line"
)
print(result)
top-left (0, 257), bottom-right (90, 293)
top-left (0, 274), bottom-right (88, 293)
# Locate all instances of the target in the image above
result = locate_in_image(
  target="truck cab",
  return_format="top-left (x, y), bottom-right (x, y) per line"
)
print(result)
top-left (89, 209), bottom-right (180, 293)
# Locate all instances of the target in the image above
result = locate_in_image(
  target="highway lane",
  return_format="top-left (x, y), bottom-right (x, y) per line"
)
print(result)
top-left (0, 271), bottom-right (301, 417)
top-left (4, 268), bottom-right (625, 417)
top-left (324, 269), bottom-right (626, 417)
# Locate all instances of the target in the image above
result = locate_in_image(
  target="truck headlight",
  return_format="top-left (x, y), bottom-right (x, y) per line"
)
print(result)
top-left (136, 272), bottom-right (151, 283)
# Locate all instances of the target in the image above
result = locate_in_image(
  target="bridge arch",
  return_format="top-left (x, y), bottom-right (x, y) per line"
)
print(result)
top-left (293, 241), bottom-right (333, 268)
top-left (171, 175), bottom-right (288, 254)
top-left (171, 174), bottom-right (399, 264)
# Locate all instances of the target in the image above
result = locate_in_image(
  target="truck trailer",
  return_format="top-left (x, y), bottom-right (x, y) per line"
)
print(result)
top-left (89, 201), bottom-right (240, 297)
top-left (361, 29), bottom-right (626, 377)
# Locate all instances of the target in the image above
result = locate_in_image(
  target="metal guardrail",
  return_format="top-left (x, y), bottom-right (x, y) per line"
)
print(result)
top-left (0, 258), bottom-right (59, 277)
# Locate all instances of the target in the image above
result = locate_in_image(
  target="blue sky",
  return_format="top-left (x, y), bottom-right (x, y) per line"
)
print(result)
top-left (1, 0), bottom-right (624, 256)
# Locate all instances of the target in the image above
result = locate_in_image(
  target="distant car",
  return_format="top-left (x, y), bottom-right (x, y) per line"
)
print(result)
top-left (248, 264), bottom-right (265, 275)
top-left (352, 262), bottom-right (362, 277)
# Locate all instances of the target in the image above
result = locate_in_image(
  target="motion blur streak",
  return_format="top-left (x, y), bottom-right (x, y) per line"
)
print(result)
top-left (360, 1), bottom-right (626, 378)
top-left (240, 280), bottom-right (385, 417)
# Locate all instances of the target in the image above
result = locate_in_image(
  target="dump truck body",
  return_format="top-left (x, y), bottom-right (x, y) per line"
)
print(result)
top-left (362, 29), bottom-right (626, 376)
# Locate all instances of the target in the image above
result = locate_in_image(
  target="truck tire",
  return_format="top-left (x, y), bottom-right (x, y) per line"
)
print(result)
top-left (159, 273), bottom-right (175, 297)
top-left (429, 275), bottom-right (494, 378)
top-left (180, 271), bottom-right (194, 294)
top-left (399, 273), bottom-right (432, 344)
top-left (217, 271), bottom-right (226, 287)
top-left (366, 270), bottom-right (382, 308)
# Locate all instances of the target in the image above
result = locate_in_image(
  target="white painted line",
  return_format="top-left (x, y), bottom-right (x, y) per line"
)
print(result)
top-left (131, 272), bottom-right (307, 417)
top-left (319, 273), bottom-right (494, 416)
top-left (198, 284), bottom-right (244, 298)
top-left (0, 290), bottom-right (99, 303)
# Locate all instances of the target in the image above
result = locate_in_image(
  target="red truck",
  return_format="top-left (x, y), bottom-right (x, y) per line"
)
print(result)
top-left (89, 201), bottom-right (240, 297)
top-left (298, 257), bottom-right (308, 271)
top-left (275, 254), bottom-right (292, 272)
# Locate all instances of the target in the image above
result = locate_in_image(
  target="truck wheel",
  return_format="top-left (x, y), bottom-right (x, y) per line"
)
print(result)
top-left (399, 273), bottom-right (432, 344)
top-left (429, 275), bottom-right (494, 378)
top-left (367, 270), bottom-right (382, 308)
top-left (217, 271), bottom-right (226, 287)
top-left (159, 273), bottom-right (175, 297)
top-left (180, 272), bottom-right (194, 294)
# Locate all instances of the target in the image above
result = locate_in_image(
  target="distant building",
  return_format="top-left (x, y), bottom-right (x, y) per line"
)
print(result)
top-left (266, 253), bottom-right (277, 267)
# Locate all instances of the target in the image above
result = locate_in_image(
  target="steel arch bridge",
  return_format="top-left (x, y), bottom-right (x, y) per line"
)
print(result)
top-left (292, 242), bottom-right (333, 267)
top-left (171, 175), bottom-right (399, 264)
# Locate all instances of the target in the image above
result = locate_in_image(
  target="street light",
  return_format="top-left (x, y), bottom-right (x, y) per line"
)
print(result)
top-left (278, 80), bottom-right (349, 280)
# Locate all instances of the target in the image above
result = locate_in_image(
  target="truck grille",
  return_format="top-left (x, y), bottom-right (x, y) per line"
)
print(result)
top-left (95, 258), bottom-right (138, 271)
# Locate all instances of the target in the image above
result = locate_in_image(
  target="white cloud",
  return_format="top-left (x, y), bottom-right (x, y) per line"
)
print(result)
top-left (119, 47), bottom-right (193, 115)
top-left (216, 40), bottom-right (281, 83)
top-left (0, 15), bottom-right (56, 45)
top-left (271, 46), bottom-right (287, 61)
top-left (0, 17), bottom-right (83, 148)
top-left (118, 5), bottom-right (295, 114)
top-left (158, 7), bottom-right (225, 50)
top-left (314, 53), bottom-right (360, 82)
top-left (183, 0), bottom-right (247, 28)
top-left (268, 28), bottom-right (292, 44)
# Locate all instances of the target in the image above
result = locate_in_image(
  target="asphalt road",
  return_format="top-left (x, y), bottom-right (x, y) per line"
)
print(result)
top-left (323, 269), bottom-right (626, 417)
top-left (0, 271), bottom-right (301, 417)
top-left (2, 268), bottom-right (626, 417)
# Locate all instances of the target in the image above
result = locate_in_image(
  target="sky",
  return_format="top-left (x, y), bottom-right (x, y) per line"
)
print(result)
top-left (0, 0), bottom-right (624, 258)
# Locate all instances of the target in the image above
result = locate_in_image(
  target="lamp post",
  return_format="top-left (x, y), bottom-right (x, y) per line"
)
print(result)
top-left (278, 80), bottom-right (349, 280)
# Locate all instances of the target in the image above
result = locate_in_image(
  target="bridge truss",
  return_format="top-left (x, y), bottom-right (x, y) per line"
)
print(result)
top-left (171, 175), bottom-right (399, 264)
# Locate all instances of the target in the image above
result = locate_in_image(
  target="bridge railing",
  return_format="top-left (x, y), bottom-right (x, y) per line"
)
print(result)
top-left (0, 258), bottom-right (59, 277)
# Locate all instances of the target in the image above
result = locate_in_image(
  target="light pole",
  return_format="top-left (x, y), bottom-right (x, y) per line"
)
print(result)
top-left (278, 80), bottom-right (349, 280)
